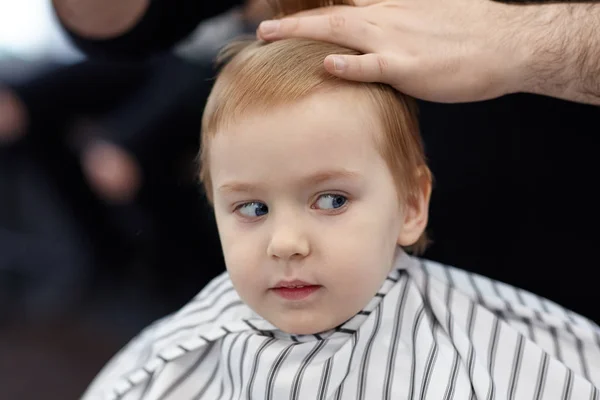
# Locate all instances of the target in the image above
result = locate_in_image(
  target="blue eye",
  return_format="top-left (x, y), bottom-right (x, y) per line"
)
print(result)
top-left (314, 194), bottom-right (348, 210)
top-left (237, 202), bottom-right (269, 218)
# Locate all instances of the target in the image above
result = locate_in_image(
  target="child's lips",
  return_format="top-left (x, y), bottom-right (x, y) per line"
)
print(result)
top-left (272, 279), bottom-right (317, 289)
top-left (271, 285), bottom-right (322, 301)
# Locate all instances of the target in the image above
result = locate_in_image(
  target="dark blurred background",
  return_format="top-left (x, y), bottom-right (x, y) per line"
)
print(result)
top-left (0, 1), bottom-right (598, 399)
top-left (0, 2), bottom-right (248, 398)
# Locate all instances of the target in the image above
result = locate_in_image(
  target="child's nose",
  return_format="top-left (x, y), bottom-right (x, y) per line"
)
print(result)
top-left (266, 222), bottom-right (310, 261)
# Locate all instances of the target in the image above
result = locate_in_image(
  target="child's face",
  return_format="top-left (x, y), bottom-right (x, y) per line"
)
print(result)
top-left (209, 88), bottom-right (414, 335)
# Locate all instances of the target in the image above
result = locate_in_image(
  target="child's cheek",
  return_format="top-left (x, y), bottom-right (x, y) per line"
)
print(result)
top-left (222, 236), bottom-right (265, 287)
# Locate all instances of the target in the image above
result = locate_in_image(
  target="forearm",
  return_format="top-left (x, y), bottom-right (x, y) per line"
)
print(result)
top-left (514, 1), bottom-right (600, 105)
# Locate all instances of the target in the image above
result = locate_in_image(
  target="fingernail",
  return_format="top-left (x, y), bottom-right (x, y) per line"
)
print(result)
top-left (332, 56), bottom-right (347, 72)
top-left (259, 20), bottom-right (280, 36)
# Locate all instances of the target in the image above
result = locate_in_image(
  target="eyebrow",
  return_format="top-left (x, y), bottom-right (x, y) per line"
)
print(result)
top-left (217, 169), bottom-right (362, 194)
top-left (217, 181), bottom-right (261, 194)
top-left (301, 169), bottom-right (362, 186)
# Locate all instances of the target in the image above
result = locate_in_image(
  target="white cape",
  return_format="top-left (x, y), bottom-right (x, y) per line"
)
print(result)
top-left (83, 252), bottom-right (600, 399)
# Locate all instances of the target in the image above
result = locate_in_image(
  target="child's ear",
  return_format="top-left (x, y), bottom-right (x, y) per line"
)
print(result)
top-left (397, 167), bottom-right (432, 247)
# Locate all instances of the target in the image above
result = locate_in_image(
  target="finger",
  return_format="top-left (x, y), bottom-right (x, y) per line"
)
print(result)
top-left (256, 6), bottom-right (347, 40)
top-left (258, 0), bottom-right (378, 22)
top-left (324, 53), bottom-right (394, 84)
top-left (283, 5), bottom-right (352, 18)
top-left (257, 12), bottom-right (377, 52)
top-left (348, 0), bottom-right (384, 6)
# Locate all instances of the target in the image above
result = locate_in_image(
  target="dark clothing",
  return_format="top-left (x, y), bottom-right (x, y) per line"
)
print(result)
top-left (60, 0), bottom-right (244, 60)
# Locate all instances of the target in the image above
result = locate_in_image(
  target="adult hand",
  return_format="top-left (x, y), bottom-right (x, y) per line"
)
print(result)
top-left (256, 0), bottom-right (600, 105)
top-left (257, 0), bottom-right (526, 103)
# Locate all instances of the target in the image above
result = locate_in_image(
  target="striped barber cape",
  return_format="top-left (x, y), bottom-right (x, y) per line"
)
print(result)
top-left (82, 252), bottom-right (600, 400)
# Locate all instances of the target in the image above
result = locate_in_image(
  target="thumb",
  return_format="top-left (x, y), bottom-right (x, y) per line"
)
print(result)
top-left (324, 53), bottom-right (391, 83)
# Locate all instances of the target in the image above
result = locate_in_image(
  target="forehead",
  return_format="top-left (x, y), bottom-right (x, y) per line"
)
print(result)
top-left (209, 87), bottom-right (386, 185)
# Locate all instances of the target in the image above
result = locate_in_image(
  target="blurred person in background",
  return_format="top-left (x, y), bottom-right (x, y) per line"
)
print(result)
top-left (0, 0), bottom-right (272, 324)
top-left (0, 2), bottom-right (271, 399)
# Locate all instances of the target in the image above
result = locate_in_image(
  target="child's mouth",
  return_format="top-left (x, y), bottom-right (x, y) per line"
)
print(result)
top-left (272, 285), bottom-right (321, 301)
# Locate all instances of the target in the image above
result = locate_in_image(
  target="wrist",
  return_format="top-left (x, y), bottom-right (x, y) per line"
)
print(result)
top-left (512, 4), bottom-right (563, 96)
top-left (487, 2), bottom-right (541, 97)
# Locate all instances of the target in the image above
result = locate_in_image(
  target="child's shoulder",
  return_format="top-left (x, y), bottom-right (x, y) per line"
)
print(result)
top-left (82, 271), bottom-right (254, 399)
top-left (142, 270), bottom-right (258, 348)
top-left (412, 257), bottom-right (600, 351)
top-left (415, 258), bottom-right (593, 325)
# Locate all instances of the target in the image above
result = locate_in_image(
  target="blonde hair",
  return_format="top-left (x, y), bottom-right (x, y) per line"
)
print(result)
top-left (199, 0), bottom-right (432, 254)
